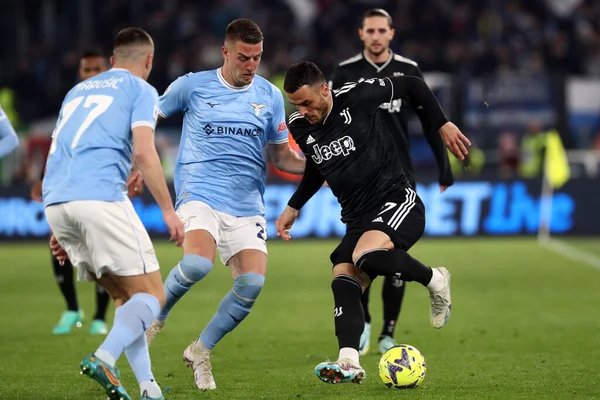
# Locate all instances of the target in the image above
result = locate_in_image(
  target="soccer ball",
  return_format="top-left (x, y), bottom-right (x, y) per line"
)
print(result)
top-left (378, 344), bottom-right (427, 389)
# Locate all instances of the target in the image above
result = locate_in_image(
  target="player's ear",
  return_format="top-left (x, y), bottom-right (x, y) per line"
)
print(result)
top-left (358, 28), bottom-right (365, 41)
top-left (221, 44), bottom-right (228, 60)
top-left (321, 83), bottom-right (330, 97)
top-left (389, 28), bottom-right (395, 40)
top-left (146, 54), bottom-right (153, 69)
top-left (109, 56), bottom-right (115, 66)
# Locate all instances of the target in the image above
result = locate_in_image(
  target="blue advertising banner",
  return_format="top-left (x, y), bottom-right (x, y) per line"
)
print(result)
top-left (1, 178), bottom-right (598, 241)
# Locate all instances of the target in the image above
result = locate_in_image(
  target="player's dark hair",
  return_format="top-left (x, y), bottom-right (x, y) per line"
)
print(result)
top-left (225, 18), bottom-right (264, 45)
top-left (284, 61), bottom-right (326, 93)
top-left (80, 49), bottom-right (105, 60)
top-left (114, 27), bottom-right (153, 50)
top-left (362, 8), bottom-right (393, 28)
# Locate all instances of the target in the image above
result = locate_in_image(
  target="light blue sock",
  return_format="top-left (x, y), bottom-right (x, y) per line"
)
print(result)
top-left (96, 293), bottom-right (160, 364)
top-left (159, 254), bottom-right (213, 321)
top-left (124, 335), bottom-right (162, 397)
top-left (199, 272), bottom-right (265, 349)
top-left (124, 334), bottom-right (153, 382)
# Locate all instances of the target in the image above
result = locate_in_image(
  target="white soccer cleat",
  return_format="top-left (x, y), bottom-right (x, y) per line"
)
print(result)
top-left (378, 335), bottom-right (397, 354)
top-left (429, 267), bottom-right (452, 328)
top-left (315, 358), bottom-right (366, 384)
top-left (183, 341), bottom-right (216, 391)
top-left (145, 319), bottom-right (165, 346)
top-left (358, 322), bottom-right (371, 356)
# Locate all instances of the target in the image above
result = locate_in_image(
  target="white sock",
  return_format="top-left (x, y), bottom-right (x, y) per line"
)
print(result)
top-left (140, 379), bottom-right (162, 398)
top-left (338, 347), bottom-right (359, 363)
top-left (95, 349), bottom-right (116, 368)
top-left (427, 268), bottom-right (444, 292)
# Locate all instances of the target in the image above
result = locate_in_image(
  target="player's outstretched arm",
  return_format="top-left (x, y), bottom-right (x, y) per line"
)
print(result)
top-left (132, 125), bottom-right (184, 246)
top-left (268, 143), bottom-right (306, 175)
top-left (278, 157), bottom-right (325, 240)
top-left (409, 70), bottom-right (454, 191)
top-left (385, 76), bottom-right (471, 160)
top-left (0, 108), bottom-right (19, 158)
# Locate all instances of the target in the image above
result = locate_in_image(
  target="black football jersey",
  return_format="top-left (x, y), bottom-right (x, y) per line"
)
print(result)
top-left (329, 51), bottom-right (452, 187)
top-left (289, 78), bottom-right (412, 223)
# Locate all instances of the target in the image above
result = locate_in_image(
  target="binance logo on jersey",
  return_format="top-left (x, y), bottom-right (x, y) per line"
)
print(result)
top-left (311, 135), bottom-right (356, 164)
top-left (203, 124), bottom-right (260, 137)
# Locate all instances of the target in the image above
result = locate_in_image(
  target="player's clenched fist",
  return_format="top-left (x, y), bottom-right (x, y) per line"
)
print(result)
top-left (276, 206), bottom-right (299, 241)
top-left (162, 209), bottom-right (185, 247)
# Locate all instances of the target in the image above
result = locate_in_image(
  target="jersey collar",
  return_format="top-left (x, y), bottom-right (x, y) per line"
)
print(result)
top-left (323, 95), bottom-right (334, 125)
top-left (217, 68), bottom-right (253, 92)
top-left (109, 67), bottom-right (131, 73)
top-left (362, 50), bottom-right (393, 73)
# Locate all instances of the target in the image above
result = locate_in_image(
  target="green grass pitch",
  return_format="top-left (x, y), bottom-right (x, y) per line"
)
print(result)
top-left (1, 238), bottom-right (599, 399)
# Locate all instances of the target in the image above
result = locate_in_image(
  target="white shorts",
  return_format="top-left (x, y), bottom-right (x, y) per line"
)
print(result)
top-left (44, 200), bottom-right (160, 281)
top-left (177, 201), bottom-right (267, 265)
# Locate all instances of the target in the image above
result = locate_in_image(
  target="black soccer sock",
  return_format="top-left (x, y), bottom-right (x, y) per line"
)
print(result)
top-left (355, 248), bottom-right (433, 286)
top-left (331, 274), bottom-right (365, 351)
top-left (380, 276), bottom-right (406, 338)
top-left (51, 254), bottom-right (79, 312)
top-left (93, 284), bottom-right (110, 321)
top-left (360, 284), bottom-right (372, 324)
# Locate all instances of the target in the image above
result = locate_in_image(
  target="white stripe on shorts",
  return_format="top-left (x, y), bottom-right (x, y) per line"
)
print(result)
top-left (387, 188), bottom-right (416, 231)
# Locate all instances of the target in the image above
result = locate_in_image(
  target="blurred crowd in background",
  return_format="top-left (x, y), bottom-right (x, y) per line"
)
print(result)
top-left (1, 0), bottom-right (600, 187)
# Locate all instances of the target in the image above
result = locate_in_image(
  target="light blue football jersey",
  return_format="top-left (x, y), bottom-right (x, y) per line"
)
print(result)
top-left (159, 68), bottom-right (289, 217)
top-left (0, 105), bottom-right (19, 158)
top-left (43, 68), bottom-right (159, 207)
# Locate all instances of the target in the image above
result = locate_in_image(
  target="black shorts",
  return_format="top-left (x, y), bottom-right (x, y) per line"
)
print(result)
top-left (330, 187), bottom-right (425, 266)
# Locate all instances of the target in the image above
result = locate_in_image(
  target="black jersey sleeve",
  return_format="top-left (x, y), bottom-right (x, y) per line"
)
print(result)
top-left (411, 68), bottom-right (454, 187)
top-left (356, 76), bottom-right (449, 132)
top-left (287, 155), bottom-right (326, 210)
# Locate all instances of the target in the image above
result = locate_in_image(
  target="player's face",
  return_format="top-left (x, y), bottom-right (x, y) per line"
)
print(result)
top-left (359, 16), bottom-right (395, 57)
top-left (78, 56), bottom-right (107, 81)
top-left (287, 83), bottom-right (331, 124)
top-left (223, 40), bottom-right (263, 87)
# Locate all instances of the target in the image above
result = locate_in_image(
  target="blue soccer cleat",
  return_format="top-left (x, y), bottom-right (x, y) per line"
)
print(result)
top-left (80, 353), bottom-right (131, 400)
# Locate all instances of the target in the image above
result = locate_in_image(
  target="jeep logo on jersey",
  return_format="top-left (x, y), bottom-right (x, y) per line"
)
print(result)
top-left (203, 124), bottom-right (260, 137)
top-left (311, 135), bottom-right (355, 164)
top-left (380, 98), bottom-right (402, 113)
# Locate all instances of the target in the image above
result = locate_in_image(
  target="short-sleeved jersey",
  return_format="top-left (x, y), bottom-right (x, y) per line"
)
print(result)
top-left (43, 68), bottom-right (159, 207)
top-left (289, 78), bottom-right (411, 223)
top-left (159, 68), bottom-right (288, 217)
top-left (329, 51), bottom-right (440, 186)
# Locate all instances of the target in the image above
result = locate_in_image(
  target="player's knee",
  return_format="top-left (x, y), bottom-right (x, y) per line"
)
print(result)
top-left (179, 254), bottom-right (213, 284)
top-left (354, 248), bottom-right (389, 277)
top-left (232, 272), bottom-right (265, 305)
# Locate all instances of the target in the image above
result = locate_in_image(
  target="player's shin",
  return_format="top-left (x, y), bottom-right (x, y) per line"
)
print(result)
top-left (381, 276), bottom-right (405, 338)
top-left (331, 274), bottom-right (364, 363)
top-left (198, 272), bottom-right (265, 349)
top-left (355, 249), bottom-right (433, 286)
top-left (124, 334), bottom-right (162, 398)
top-left (95, 293), bottom-right (160, 367)
top-left (159, 254), bottom-right (213, 321)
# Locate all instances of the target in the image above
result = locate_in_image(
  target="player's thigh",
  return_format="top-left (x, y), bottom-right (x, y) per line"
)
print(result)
top-left (352, 188), bottom-right (425, 262)
top-left (98, 270), bottom-right (166, 307)
top-left (217, 214), bottom-right (267, 272)
top-left (44, 203), bottom-right (95, 278)
top-left (71, 200), bottom-right (161, 281)
top-left (228, 249), bottom-right (267, 278)
top-left (178, 201), bottom-right (219, 262)
top-left (332, 262), bottom-right (371, 292)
